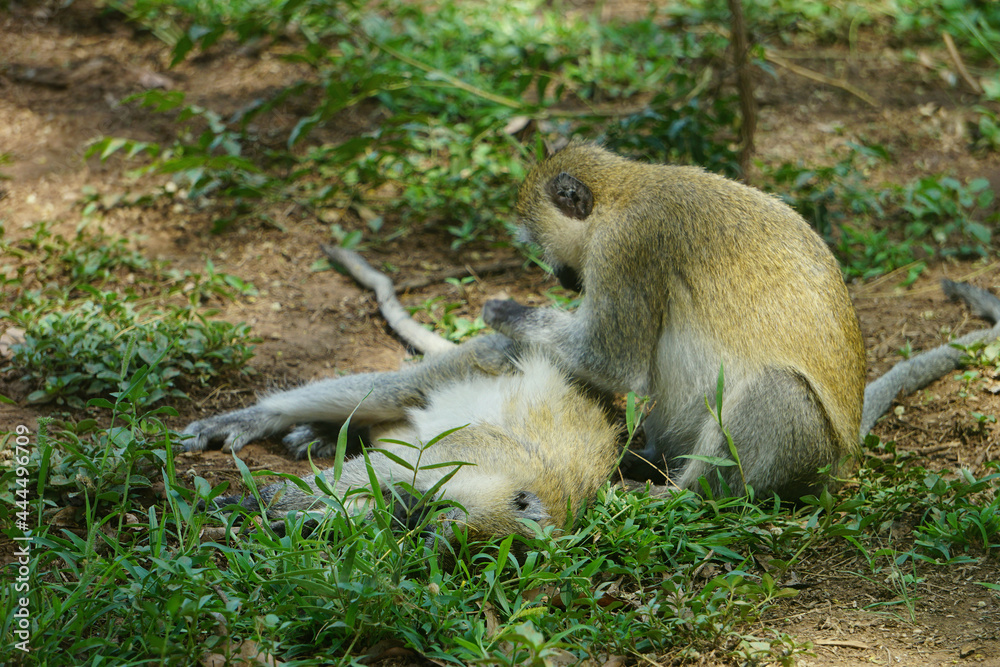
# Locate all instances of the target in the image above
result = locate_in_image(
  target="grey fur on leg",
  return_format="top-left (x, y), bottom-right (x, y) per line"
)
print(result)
top-left (181, 405), bottom-right (288, 454)
top-left (180, 334), bottom-right (523, 455)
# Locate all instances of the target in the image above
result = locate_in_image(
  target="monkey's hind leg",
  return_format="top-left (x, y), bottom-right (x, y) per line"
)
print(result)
top-left (676, 368), bottom-right (842, 500)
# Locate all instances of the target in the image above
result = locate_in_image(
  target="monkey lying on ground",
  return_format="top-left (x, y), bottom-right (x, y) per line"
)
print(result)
top-left (183, 144), bottom-right (1000, 549)
top-left (184, 248), bottom-right (620, 548)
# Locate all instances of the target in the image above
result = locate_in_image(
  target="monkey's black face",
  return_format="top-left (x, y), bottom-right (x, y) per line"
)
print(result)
top-left (554, 263), bottom-right (583, 293)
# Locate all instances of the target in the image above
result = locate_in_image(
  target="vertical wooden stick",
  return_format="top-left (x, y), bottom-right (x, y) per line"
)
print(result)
top-left (728, 0), bottom-right (757, 179)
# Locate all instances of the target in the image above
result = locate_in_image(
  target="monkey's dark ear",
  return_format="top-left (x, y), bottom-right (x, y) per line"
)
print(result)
top-left (546, 172), bottom-right (593, 220)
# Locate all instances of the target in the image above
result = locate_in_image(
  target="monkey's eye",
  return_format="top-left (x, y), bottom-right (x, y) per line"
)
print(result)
top-left (510, 490), bottom-right (547, 523)
top-left (513, 491), bottom-right (532, 512)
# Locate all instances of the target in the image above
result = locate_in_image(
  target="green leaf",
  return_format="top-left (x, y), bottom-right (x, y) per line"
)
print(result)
top-left (26, 390), bottom-right (51, 403)
top-left (680, 454), bottom-right (738, 467)
top-left (170, 33), bottom-right (195, 67)
top-left (966, 221), bottom-right (991, 244)
top-left (715, 362), bottom-right (725, 422)
top-left (99, 138), bottom-right (128, 161)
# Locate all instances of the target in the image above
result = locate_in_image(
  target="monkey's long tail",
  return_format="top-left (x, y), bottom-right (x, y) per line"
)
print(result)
top-left (320, 244), bottom-right (457, 356)
top-left (860, 279), bottom-right (1000, 437)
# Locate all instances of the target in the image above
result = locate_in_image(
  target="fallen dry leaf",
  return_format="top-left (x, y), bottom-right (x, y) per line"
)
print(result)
top-left (0, 326), bottom-right (26, 357)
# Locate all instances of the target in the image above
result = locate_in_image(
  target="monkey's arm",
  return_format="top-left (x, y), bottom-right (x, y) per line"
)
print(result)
top-left (184, 244), bottom-right (521, 454)
top-left (483, 293), bottom-right (655, 395)
top-left (860, 279), bottom-right (1000, 436)
top-left (182, 371), bottom-right (421, 454)
top-left (182, 333), bottom-right (521, 454)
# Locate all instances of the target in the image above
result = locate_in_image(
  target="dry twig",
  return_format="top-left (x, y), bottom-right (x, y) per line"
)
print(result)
top-left (766, 52), bottom-right (879, 108)
top-left (942, 31), bottom-right (983, 94)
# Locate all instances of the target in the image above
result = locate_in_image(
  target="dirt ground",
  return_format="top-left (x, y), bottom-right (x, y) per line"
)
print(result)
top-left (2, 2), bottom-right (1000, 664)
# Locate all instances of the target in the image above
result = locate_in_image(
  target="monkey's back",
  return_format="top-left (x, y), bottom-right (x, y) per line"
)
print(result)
top-left (600, 162), bottom-right (865, 457)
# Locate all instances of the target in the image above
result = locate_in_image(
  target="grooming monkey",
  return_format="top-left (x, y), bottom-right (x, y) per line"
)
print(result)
top-left (183, 144), bottom-right (1000, 544)
top-left (483, 142), bottom-right (1000, 498)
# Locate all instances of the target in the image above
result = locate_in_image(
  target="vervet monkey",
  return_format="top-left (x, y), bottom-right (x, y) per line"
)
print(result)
top-left (183, 251), bottom-right (620, 549)
top-left (484, 142), bottom-right (1000, 498)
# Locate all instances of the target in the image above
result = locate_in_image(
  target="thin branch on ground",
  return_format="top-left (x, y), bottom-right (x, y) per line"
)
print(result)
top-left (766, 51), bottom-right (879, 108)
top-left (942, 32), bottom-right (983, 95)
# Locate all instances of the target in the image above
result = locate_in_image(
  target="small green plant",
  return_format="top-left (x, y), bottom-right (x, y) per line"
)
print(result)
top-left (91, 0), bottom-right (745, 246)
top-left (605, 95), bottom-right (741, 178)
top-left (542, 285), bottom-right (582, 310)
top-left (5, 295), bottom-right (255, 407)
top-left (851, 549), bottom-right (924, 623)
top-left (3, 220), bottom-right (154, 288)
top-left (894, 0), bottom-right (1000, 63)
top-left (901, 175), bottom-right (994, 257)
top-left (836, 225), bottom-right (929, 283)
top-left (88, 90), bottom-right (274, 233)
top-left (679, 363), bottom-right (749, 498)
top-left (973, 106), bottom-right (1000, 152)
top-left (763, 149), bottom-right (997, 282)
top-left (0, 152), bottom-right (12, 181)
top-left (1, 220), bottom-right (257, 302)
top-left (385, 129), bottom-right (527, 247)
top-left (954, 369), bottom-right (982, 398)
top-left (0, 222), bottom-right (258, 408)
top-left (847, 440), bottom-right (1000, 564)
top-left (970, 411), bottom-right (997, 433)
top-left (760, 142), bottom-right (892, 239)
top-left (909, 467), bottom-right (1000, 564)
top-left (408, 296), bottom-right (486, 342)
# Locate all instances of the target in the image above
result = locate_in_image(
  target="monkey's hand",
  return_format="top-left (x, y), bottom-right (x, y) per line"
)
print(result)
top-left (282, 424), bottom-right (337, 459)
top-left (181, 406), bottom-right (279, 454)
top-left (483, 299), bottom-right (535, 336)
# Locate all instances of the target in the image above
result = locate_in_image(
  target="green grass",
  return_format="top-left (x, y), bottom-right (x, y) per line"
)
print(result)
top-left (2, 354), bottom-right (999, 665)
top-left (1, 224), bottom-right (998, 661)
top-left (0, 222), bottom-right (259, 407)
top-left (760, 146), bottom-right (998, 284)
top-left (2, 360), bottom-right (998, 664)
top-left (93, 0), bottom-right (740, 239)
top-left (90, 0), bottom-right (999, 276)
